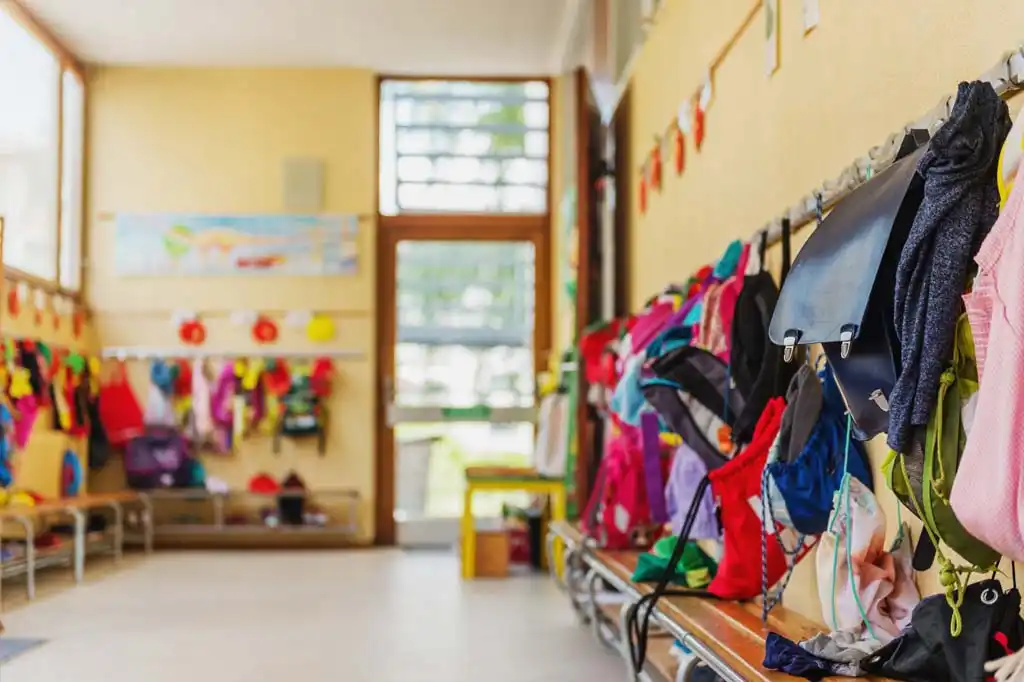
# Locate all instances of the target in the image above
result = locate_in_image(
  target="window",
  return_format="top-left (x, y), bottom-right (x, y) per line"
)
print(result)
top-left (0, 8), bottom-right (84, 291)
top-left (379, 80), bottom-right (550, 215)
top-left (60, 70), bottom-right (84, 290)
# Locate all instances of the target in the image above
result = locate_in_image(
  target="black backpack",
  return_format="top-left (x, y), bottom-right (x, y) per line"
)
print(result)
top-left (729, 222), bottom-right (799, 446)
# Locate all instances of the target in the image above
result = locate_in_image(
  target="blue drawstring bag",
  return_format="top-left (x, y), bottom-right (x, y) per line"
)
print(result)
top-left (763, 362), bottom-right (873, 537)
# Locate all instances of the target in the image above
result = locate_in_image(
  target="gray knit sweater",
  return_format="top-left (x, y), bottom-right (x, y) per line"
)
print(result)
top-left (887, 81), bottom-right (1010, 454)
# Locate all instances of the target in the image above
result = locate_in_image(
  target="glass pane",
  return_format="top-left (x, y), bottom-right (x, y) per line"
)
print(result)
top-left (395, 422), bottom-right (533, 518)
top-left (395, 241), bottom-right (535, 408)
top-left (60, 70), bottom-right (84, 290)
top-left (380, 79), bottom-right (550, 215)
top-left (0, 13), bottom-right (59, 280)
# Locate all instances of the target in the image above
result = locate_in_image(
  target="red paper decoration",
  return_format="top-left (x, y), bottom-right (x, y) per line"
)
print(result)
top-left (694, 105), bottom-right (706, 150)
top-left (72, 312), bottom-right (84, 339)
top-left (674, 127), bottom-right (686, 175)
top-left (179, 320), bottom-right (207, 346)
top-left (650, 144), bottom-right (662, 191)
top-left (639, 175), bottom-right (648, 215)
top-left (7, 289), bottom-right (18, 317)
top-left (33, 309), bottom-right (42, 327)
top-left (252, 316), bottom-right (278, 344)
top-left (52, 311), bottom-right (60, 331)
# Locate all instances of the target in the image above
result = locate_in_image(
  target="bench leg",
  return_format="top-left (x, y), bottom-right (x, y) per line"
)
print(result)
top-left (460, 487), bottom-right (476, 579)
top-left (545, 531), bottom-right (562, 588)
top-left (14, 516), bottom-right (35, 601)
top-left (140, 494), bottom-right (154, 554)
top-left (585, 569), bottom-right (618, 650)
top-left (106, 502), bottom-right (124, 564)
top-left (72, 510), bottom-right (85, 584)
top-left (566, 549), bottom-right (591, 625)
top-left (549, 487), bottom-right (567, 580)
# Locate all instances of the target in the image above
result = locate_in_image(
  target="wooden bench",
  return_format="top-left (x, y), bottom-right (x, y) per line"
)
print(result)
top-left (0, 492), bottom-right (153, 608)
top-left (548, 521), bottom-right (894, 682)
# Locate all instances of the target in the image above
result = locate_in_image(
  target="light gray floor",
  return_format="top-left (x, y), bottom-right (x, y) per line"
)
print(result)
top-left (0, 550), bottom-right (623, 682)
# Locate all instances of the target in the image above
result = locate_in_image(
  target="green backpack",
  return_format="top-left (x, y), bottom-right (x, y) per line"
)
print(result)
top-left (274, 382), bottom-right (327, 456)
top-left (886, 313), bottom-right (999, 579)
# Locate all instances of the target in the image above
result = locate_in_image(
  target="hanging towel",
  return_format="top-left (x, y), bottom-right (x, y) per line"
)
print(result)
top-left (951, 164), bottom-right (1024, 561)
top-left (888, 81), bottom-right (1011, 453)
top-left (191, 359), bottom-right (214, 440)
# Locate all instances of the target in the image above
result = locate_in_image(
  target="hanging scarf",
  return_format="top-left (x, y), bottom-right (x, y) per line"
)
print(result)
top-left (888, 81), bottom-right (1011, 452)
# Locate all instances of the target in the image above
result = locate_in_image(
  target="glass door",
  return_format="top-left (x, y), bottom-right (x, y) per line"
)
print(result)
top-left (388, 240), bottom-right (538, 547)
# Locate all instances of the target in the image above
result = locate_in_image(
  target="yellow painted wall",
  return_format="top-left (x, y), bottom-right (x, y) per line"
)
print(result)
top-left (2, 294), bottom-right (96, 499)
top-left (85, 67), bottom-right (376, 541)
top-left (629, 0), bottom-right (1024, 622)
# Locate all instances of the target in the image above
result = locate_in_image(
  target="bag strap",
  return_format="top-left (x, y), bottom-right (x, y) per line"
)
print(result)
top-left (640, 411), bottom-right (668, 524)
top-left (626, 475), bottom-right (711, 674)
top-left (779, 217), bottom-right (792, 285)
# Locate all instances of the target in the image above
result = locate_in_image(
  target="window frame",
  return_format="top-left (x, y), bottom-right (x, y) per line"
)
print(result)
top-left (378, 76), bottom-right (553, 217)
top-left (0, 1), bottom-right (86, 298)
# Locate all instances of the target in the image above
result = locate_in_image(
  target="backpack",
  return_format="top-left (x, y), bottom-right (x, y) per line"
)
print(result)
top-left (580, 424), bottom-right (666, 550)
top-left (641, 345), bottom-right (746, 470)
top-left (124, 427), bottom-right (195, 489)
top-left (887, 313), bottom-right (1000, 571)
top-left (274, 382), bottom-right (327, 455)
top-left (730, 227), bottom-right (799, 447)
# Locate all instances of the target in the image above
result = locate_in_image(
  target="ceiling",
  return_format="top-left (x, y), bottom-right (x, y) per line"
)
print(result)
top-left (19, 0), bottom-right (578, 74)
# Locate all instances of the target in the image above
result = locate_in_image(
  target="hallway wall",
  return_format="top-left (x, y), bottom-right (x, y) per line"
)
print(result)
top-left (85, 67), bottom-right (377, 540)
top-left (628, 0), bottom-right (1024, 621)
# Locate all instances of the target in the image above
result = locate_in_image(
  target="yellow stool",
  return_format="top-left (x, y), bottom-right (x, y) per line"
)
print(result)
top-left (460, 466), bottom-right (568, 579)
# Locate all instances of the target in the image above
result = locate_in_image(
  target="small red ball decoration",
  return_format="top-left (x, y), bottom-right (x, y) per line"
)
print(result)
top-left (252, 316), bottom-right (278, 344)
top-left (179, 320), bottom-right (207, 346)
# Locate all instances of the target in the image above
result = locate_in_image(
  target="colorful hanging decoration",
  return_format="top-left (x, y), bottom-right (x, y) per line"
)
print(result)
top-left (72, 311), bottom-right (84, 340)
top-left (7, 289), bottom-right (19, 318)
top-left (306, 315), bottom-right (335, 343)
top-left (694, 104), bottom-right (706, 151)
top-left (673, 126), bottom-right (686, 175)
top-left (639, 174), bottom-right (648, 215)
top-left (252, 316), bottom-right (279, 344)
top-left (650, 141), bottom-right (663, 191)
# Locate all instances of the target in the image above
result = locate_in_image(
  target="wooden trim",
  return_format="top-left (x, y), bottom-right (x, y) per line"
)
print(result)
top-left (379, 214), bottom-right (548, 240)
top-left (613, 84), bottom-right (631, 316)
top-left (3, 267), bottom-right (81, 302)
top-left (0, 1), bottom-right (86, 300)
top-left (2, 1), bottom-right (85, 76)
top-left (573, 67), bottom-right (594, 511)
top-left (378, 74), bottom-right (552, 84)
top-left (55, 63), bottom-right (64, 287)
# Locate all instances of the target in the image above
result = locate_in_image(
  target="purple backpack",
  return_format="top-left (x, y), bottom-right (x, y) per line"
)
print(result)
top-left (124, 428), bottom-right (194, 489)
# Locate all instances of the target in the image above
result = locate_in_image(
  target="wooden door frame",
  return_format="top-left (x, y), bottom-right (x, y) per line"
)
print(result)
top-left (373, 215), bottom-right (552, 545)
top-left (572, 66), bottom-right (600, 512)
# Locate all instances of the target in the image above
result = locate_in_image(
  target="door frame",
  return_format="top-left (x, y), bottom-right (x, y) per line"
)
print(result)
top-left (374, 215), bottom-right (552, 545)
top-left (373, 75), bottom-right (554, 545)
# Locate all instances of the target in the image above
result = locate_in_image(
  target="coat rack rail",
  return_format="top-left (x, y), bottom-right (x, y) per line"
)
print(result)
top-left (757, 45), bottom-right (1024, 249)
top-left (100, 347), bottom-right (365, 361)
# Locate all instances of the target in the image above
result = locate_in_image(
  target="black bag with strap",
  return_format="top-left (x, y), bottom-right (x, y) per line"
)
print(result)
top-left (768, 130), bottom-right (930, 440)
top-left (729, 220), bottom-right (799, 446)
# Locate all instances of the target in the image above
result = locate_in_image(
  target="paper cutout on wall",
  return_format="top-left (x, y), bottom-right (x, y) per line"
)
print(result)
top-left (764, 0), bottom-right (780, 76)
top-left (803, 0), bottom-right (820, 32)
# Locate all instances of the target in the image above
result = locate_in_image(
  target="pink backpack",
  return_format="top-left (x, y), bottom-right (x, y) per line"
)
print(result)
top-left (581, 425), bottom-right (666, 550)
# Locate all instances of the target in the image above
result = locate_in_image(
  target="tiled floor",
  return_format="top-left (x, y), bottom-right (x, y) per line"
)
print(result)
top-left (0, 550), bottom-right (624, 682)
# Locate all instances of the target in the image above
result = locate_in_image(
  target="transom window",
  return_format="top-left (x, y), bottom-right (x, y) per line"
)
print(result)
top-left (379, 80), bottom-right (550, 215)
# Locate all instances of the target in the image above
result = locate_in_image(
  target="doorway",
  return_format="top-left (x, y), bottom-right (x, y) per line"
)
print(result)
top-left (374, 77), bottom-right (553, 547)
top-left (377, 219), bottom-right (551, 546)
